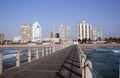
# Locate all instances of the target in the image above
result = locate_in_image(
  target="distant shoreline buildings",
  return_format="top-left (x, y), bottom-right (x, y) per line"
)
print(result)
top-left (77, 21), bottom-right (102, 41)
top-left (1, 20), bottom-right (120, 44)
top-left (16, 20), bottom-right (102, 44)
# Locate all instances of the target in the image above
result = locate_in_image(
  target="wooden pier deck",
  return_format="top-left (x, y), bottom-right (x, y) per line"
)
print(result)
top-left (0, 45), bottom-right (81, 78)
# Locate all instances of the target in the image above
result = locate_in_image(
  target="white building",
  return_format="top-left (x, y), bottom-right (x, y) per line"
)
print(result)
top-left (92, 28), bottom-right (102, 41)
top-left (77, 21), bottom-right (92, 40)
top-left (59, 25), bottom-right (71, 41)
top-left (32, 21), bottom-right (42, 42)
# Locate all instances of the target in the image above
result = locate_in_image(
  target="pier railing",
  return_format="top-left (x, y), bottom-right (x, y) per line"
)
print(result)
top-left (0, 44), bottom-right (97, 78)
top-left (0, 44), bottom-right (70, 75)
top-left (0, 45), bottom-right (55, 74)
top-left (77, 45), bottom-right (97, 78)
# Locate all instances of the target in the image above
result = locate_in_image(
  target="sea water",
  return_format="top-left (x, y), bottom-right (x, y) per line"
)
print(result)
top-left (82, 46), bottom-right (120, 78)
top-left (0, 48), bottom-right (44, 71)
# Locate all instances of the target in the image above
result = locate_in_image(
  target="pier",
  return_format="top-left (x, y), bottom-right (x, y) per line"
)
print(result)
top-left (0, 44), bottom-right (96, 78)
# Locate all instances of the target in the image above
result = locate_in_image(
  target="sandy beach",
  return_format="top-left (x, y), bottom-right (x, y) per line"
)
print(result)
top-left (79, 43), bottom-right (120, 48)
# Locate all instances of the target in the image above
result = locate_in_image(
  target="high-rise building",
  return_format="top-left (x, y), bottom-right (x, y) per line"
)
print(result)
top-left (20, 21), bottom-right (42, 43)
top-left (32, 21), bottom-right (42, 42)
top-left (77, 21), bottom-right (92, 40)
top-left (59, 25), bottom-right (71, 40)
top-left (92, 28), bottom-right (102, 41)
top-left (0, 33), bottom-right (5, 44)
top-left (20, 24), bottom-right (32, 43)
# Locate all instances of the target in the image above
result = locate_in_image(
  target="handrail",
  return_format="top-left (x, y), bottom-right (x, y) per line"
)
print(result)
top-left (77, 44), bottom-right (97, 78)
top-left (0, 54), bottom-right (2, 74)
top-left (88, 65), bottom-right (97, 78)
top-left (0, 46), bottom-right (54, 75)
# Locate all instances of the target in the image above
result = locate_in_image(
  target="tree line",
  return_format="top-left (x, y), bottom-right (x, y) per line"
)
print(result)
top-left (77, 37), bottom-right (120, 44)
top-left (104, 37), bottom-right (120, 43)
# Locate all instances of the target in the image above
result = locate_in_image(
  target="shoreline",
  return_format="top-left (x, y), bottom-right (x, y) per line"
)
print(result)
top-left (79, 43), bottom-right (120, 48)
top-left (0, 44), bottom-right (52, 48)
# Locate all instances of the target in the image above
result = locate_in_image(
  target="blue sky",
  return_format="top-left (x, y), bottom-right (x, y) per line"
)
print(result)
top-left (0, 0), bottom-right (120, 39)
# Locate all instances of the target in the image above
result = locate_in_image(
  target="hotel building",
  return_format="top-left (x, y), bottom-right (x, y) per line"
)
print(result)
top-left (32, 21), bottom-right (42, 42)
top-left (92, 28), bottom-right (102, 41)
top-left (59, 25), bottom-right (71, 41)
top-left (77, 21), bottom-right (92, 40)
top-left (20, 24), bottom-right (32, 43)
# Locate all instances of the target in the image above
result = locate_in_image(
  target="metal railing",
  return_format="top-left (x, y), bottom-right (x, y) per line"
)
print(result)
top-left (77, 45), bottom-right (97, 78)
top-left (0, 46), bottom-right (54, 75)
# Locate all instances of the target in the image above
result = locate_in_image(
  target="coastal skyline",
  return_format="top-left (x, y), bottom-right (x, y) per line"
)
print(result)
top-left (0, 0), bottom-right (120, 39)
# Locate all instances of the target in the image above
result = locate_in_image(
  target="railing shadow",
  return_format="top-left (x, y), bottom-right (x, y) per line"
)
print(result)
top-left (55, 47), bottom-right (81, 78)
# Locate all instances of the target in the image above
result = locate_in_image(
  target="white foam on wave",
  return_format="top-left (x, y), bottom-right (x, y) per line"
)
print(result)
top-left (2, 53), bottom-right (24, 60)
top-left (3, 54), bottom-right (16, 60)
top-left (107, 47), bottom-right (114, 48)
top-left (112, 50), bottom-right (120, 53)
top-left (4, 50), bottom-right (18, 53)
top-left (95, 48), bottom-right (109, 52)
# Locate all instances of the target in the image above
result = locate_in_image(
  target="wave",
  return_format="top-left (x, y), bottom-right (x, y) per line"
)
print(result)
top-left (3, 54), bottom-right (16, 60)
top-left (4, 50), bottom-right (19, 53)
top-left (95, 48), bottom-right (110, 52)
top-left (3, 52), bottom-right (24, 60)
top-left (112, 50), bottom-right (120, 53)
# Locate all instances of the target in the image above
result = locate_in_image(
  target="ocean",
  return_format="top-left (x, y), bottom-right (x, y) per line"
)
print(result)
top-left (82, 46), bottom-right (120, 78)
top-left (0, 48), bottom-right (43, 71)
top-left (0, 46), bottom-right (119, 78)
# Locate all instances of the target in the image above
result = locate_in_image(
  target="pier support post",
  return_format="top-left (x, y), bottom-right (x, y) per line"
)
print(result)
top-left (49, 47), bottom-right (51, 54)
top-left (42, 48), bottom-right (44, 57)
top-left (51, 47), bottom-right (52, 53)
top-left (85, 60), bottom-right (92, 78)
top-left (52, 47), bottom-right (55, 53)
top-left (28, 49), bottom-right (31, 63)
top-left (16, 51), bottom-right (20, 67)
top-left (0, 54), bottom-right (2, 74)
top-left (36, 48), bottom-right (39, 60)
top-left (46, 47), bottom-right (48, 55)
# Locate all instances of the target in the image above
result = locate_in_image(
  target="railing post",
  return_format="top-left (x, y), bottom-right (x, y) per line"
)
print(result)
top-left (0, 54), bottom-right (2, 74)
top-left (81, 53), bottom-right (86, 78)
top-left (42, 48), bottom-right (44, 57)
top-left (85, 60), bottom-right (92, 78)
top-left (78, 52), bottom-right (82, 68)
top-left (16, 51), bottom-right (20, 67)
top-left (46, 47), bottom-right (48, 55)
top-left (36, 48), bottom-right (39, 59)
top-left (49, 47), bottom-right (51, 54)
top-left (51, 47), bottom-right (52, 53)
top-left (28, 49), bottom-right (31, 62)
top-left (52, 47), bottom-right (55, 53)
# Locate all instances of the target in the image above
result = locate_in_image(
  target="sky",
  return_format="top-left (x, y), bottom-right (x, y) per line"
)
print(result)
top-left (0, 0), bottom-right (120, 40)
